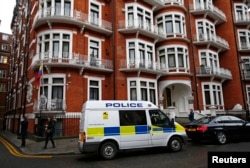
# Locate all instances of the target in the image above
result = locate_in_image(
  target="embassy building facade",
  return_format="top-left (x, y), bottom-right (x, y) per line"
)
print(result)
top-left (4, 0), bottom-right (250, 136)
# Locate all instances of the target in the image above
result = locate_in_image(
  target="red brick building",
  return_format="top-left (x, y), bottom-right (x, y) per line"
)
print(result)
top-left (4, 0), bottom-right (250, 136)
top-left (0, 32), bottom-right (11, 130)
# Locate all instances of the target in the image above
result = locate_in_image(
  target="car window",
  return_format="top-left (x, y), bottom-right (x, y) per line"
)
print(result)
top-left (216, 116), bottom-right (231, 123)
top-left (194, 117), bottom-right (213, 124)
top-left (214, 116), bottom-right (244, 123)
top-left (228, 116), bottom-right (244, 123)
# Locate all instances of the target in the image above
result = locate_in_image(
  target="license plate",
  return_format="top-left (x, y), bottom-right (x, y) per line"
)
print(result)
top-left (188, 128), bottom-right (196, 131)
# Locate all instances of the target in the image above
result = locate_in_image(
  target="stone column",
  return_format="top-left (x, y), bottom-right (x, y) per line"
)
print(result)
top-left (209, 105), bottom-right (217, 116)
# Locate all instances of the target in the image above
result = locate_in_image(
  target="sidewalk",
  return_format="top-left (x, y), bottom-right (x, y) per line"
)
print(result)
top-left (0, 118), bottom-right (188, 155)
top-left (0, 131), bottom-right (80, 155)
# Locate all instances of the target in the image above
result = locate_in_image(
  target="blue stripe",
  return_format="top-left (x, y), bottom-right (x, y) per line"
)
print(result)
top-left (104, 127), bottom-right (120, 136)
top-left (163, 127), bottom-right (175, 133)
top-left (135, 125), bottom-right (149, 134)
top-left (103, 126), bottom-right (174, 136)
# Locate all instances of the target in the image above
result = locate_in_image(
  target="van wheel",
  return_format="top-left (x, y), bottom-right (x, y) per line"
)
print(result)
top-left (216, 131), bottom-right (227, 145)
top-left (168, 136), bottom-right (182, 152)
top-left (99, 142), bottom-right (118, 160)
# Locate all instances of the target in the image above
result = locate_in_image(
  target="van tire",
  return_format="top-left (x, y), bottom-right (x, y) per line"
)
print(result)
top-left (99, 142), bottom-right (118, 160)
top-left (168, 136), bottom-right (182, 152)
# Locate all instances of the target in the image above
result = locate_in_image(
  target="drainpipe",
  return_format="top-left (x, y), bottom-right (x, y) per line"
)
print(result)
top-left (22, 0), bottom-right (31, 118)
top-left (187, 0), bottom-right (200, 111)
top-left (111, 0), bottom-right (116, 100)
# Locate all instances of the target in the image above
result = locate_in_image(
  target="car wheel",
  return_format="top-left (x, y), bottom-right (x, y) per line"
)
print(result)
top-left (99, 141), bottom-right (118, 160)
top-left (216, 131), bottom-right (227, 145)
top-left (168, 136), bottom-right (182, 152)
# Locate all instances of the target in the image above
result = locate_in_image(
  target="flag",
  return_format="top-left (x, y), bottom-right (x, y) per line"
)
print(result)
top-left (35, 63), bottom-right (43, 89)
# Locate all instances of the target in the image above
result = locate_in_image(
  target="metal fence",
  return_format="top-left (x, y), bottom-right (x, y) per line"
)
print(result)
top-left (35, 113), bottom-right (80, 138)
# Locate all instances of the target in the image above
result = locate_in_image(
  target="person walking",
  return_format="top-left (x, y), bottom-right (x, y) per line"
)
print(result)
top-left (20, 116), bottom-right (28, 147)
top-left (43, 117), bottom-right (56, 149)
top-left (188, 109), bottom-right (194, 123)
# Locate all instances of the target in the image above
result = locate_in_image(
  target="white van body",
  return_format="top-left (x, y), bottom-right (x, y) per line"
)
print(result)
top-left (78, 100), bottom-right (187, 159)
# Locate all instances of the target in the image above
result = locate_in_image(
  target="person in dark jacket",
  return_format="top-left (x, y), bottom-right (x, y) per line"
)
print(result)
top-left (20, 116), bottom-right (28, 147)
top-left (188, 109), bottom-right (194, 123)
top-left (43, 117), bottom-right (56, 149)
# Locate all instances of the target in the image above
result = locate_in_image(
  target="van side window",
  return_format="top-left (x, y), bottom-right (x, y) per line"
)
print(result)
top-left (149, 110), bottom-right (171, 127)
top-left (119, 110), bottom-right (146, 126)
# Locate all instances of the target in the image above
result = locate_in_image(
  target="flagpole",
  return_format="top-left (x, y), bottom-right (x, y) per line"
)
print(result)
top-left (41, 61), bottom-right (44, 96)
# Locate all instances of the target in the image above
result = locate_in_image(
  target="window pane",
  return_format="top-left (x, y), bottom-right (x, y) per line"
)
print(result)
top-left (168, 54), bottom-right (176, 67)
top-left (119, 110), bottom-right (146, 126)
top-left (90, 88), bottom-right (99, 100)
top-left (130, 88), bottom-right (137, 100)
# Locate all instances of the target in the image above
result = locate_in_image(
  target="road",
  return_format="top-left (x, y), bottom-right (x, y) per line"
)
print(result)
top-left (1, 138), bottom-right (250, 168)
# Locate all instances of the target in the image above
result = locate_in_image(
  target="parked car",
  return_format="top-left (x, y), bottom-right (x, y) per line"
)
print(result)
top-left (184, 115), bottom-right (250, 144)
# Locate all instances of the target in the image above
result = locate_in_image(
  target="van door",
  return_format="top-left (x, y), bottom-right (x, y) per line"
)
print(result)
top-left (119, 110), bottom-right (150, 149)
top-left (149, 110), bottom-right (174, 147)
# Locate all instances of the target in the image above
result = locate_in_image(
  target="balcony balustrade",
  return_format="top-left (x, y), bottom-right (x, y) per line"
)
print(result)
top-left (193, 34), bottom-right (229, 51)
top-left (196, 66), bottom-right (232, 80)
top-left (234, 14), bottom-right (250, 26)
top-left (34, 98), bottom-right (66, 112)
top-left (189, 3), bottom-right (226, 25)
top-left (243, 70), bottom-right (250, 80)
top-left (142, 0), bottom-right (165, 10)
top-left (31, 52), bottom-right (113, 73)
top-left (238, 42), bottom-right (250, 52)
top-left (119, 59), bottom-right (190, 74)
top-left (32, 7), bottom-right (112, 35)
top-left (118, 20), bottom-right (166, 41)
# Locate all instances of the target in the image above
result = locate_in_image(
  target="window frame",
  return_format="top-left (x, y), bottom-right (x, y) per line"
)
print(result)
top-left (128, 78), bottom-right (157, 104)
top-left (0, 69), bottom-right (7, 78)
top-left (37, 30), bottom-right (72, 59)
top-left (0, 56), bottom-right (8, 64)
top-left (196, 19), bottom-right (215, 41)
top-left (157, 45), bottom-right (189, 71)
top-left (156, 12), bottom-right (186, 36)
top-left (125, 3), bottom-right (153, 30)
top-left (202, 82), bottom-right (224, 109)
top-left (39, 74), bottom-right (66, 109)
top-left (40, 0), bottom-right (72, 17)
top-left (0, 83), bottom-right (6, 92)
top-left (126, 39), bottom-right (155, 68)
top-left (234, 3), bottom-right (249, 21)
top-left (199, 49), bottom-right (219, 70)
top-left (89, 0), bottom-right (102, 26)
top-left (238, 29), bottom-right (250, 49)
top-left (88, 77), bottom-right (102, 100)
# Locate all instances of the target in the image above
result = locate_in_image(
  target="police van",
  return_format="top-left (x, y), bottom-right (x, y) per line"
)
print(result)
top-left (78, 100), bottom-right (187, 159)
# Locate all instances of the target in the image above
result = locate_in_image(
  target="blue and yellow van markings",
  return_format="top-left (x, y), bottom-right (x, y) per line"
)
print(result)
top-left (87, 123), bottom-right (185, 137)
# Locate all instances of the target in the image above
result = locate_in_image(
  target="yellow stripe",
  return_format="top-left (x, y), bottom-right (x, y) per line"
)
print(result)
top-left (151, 125), bottom-right (164, 134)
top-left (0, 137), bottom-right (52, 158)
top-left (120, 126), bottom-right (135, 135)
top-left (175, 122), bottom-right (185, 132)
top-left (87, 127), bottom-right (104, 136)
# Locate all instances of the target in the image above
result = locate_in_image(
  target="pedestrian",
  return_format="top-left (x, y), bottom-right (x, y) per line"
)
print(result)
top-left (43, 117), bottom-right (56, 149)
top-left (20, 116), bottom-right (28, 147)
top-left (188, 109), bottom-right (194, 123)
